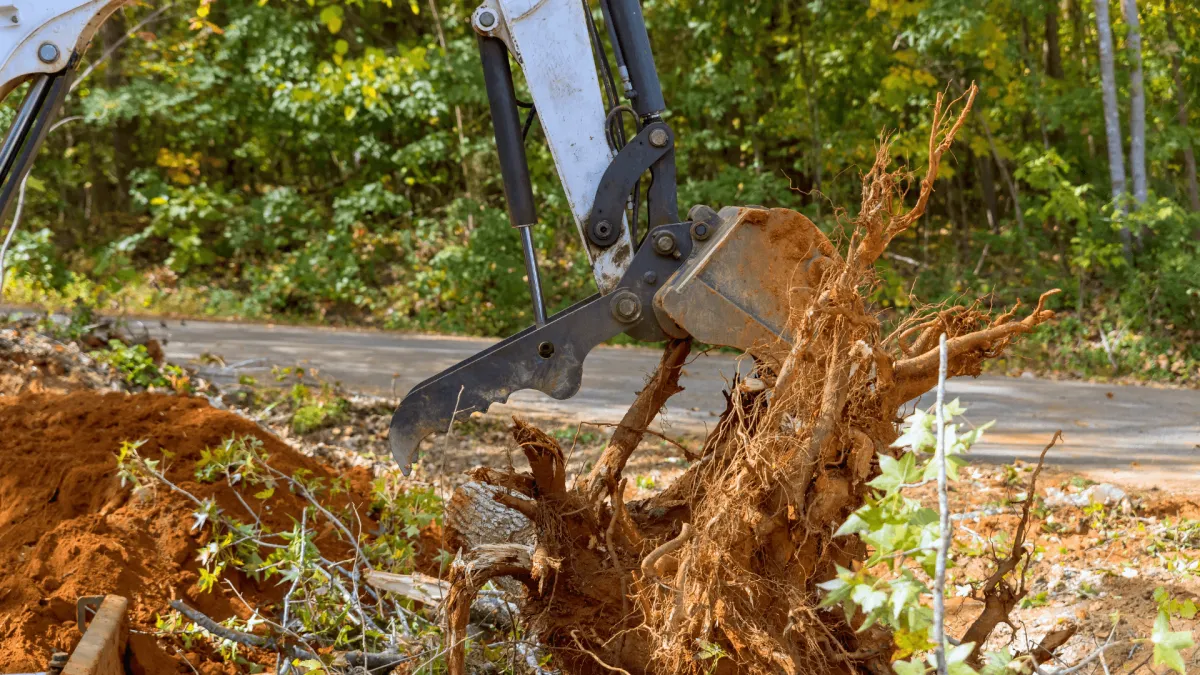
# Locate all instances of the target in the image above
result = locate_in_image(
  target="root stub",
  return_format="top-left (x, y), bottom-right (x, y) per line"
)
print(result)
top-left (444, 84), bottom-right (1058, 675)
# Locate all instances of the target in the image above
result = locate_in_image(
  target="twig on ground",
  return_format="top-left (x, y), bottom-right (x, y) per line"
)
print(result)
top-left (174, 647), bottom-right (201, 675)
top-left (571, 630), bottom-right (633, 675)
top-left (281, 507), bottom-right (306, 633)
top-left (169, 599), bottom-right (273, 649)
top-left (1031, 639), bottom-right (1136, 675)
top-left (960, 429), bottom-right (1063, 665)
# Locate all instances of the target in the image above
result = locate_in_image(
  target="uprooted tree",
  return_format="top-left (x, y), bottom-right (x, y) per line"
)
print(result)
top-left (440, 85), bottom-right (1061, 674)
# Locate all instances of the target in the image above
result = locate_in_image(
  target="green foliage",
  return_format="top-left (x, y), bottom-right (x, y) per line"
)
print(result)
top-left (821, 401), bottom-right (990, 667)
top-left (285, 381), bottom-right (349, 434)
top-left (118, 434), bottom-right (450, 662)
top-left (1154, 588), bottom-right (1198, 673)
top-left (90, 339), bottom-right (189, 390)
top-left (822, 401), bottom-right (1197, 673)
top-left (2, 0), bottom-right (1198, 372)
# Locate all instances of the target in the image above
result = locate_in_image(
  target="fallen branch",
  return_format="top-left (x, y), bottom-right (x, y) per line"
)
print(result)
top-left (170, 599), bottom-right (274, 649)
top-left (960, 430), bottom-right (1063, 665)
top-left (1024, 622), bottom-right (1078, 666)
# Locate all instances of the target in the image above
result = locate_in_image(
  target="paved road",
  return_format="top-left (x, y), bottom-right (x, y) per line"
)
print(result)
top-left (146, 318), bottom-right (1200, 487)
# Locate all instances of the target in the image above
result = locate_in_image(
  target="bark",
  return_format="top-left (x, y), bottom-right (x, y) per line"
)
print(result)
top-left (1165, 0), bottom-right (1200, 215)
top-left (1093, 0), bottom-right (1132, 256)
top-left (978, 112), bottom-right (1027, 236)
top-left (977, 151), bottom-right (1000, 234)
top-left (583, 339), bottom-right (691, 502)
top-left (95, 12), bottom-right (131, 216)
top-left (1045, 0), bottom-right (1064, 80)
top-left (1122, 0), bottom-right (1148, 207)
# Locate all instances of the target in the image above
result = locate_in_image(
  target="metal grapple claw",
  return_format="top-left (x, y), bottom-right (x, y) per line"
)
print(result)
top-left (388, 223), bottom-right (693, 473)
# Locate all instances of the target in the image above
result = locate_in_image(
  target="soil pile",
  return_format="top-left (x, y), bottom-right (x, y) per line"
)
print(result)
top-left (0, 391), bottom-right (374, 673)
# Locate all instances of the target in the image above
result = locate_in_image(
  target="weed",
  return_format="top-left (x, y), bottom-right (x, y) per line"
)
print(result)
top-left (91, 339), bottom-right (189, 391)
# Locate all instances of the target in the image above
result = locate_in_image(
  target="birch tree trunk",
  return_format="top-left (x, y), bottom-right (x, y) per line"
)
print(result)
top-left (1165, 0), bottom-right (1200, 215)
top-left (1122, 0), bottom-right (1148, 207)
top-left (1093, 0), bottom-right (1132, 256)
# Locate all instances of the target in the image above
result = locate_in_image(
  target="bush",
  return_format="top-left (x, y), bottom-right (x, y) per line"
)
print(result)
top-left (91, 339), bottom-right (188, 390)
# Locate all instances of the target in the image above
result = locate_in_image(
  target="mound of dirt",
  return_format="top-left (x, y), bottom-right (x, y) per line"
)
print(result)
top-left (0, 391), bottom-right (375, 673)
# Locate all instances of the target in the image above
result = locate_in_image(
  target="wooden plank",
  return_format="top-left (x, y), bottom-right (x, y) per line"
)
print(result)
top-left (62, 595), bottom-right (128, 675)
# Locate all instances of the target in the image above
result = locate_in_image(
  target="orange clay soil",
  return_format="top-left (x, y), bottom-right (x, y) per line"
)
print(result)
top-left (0, 391), bottom-right (376, 674)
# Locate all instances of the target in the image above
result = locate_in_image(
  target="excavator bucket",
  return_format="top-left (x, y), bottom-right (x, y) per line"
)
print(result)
top-left (653, 206), bottom-right (838, 363)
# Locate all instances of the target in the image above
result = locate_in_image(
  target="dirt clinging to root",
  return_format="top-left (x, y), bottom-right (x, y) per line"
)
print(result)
top-left (0, 391), bottom-right (374, 673)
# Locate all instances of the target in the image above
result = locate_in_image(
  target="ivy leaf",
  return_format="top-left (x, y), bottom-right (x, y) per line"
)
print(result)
top-left (942, 398), bottom-right (966, 417)
top-left (892, 409), bottom-right (933, 450)
top-left (294, 658), bottom-right (327, 673)
top-left (890, 578), bottom-right (921, 622)
top-left (980, 648), bottom-right (1014, 675)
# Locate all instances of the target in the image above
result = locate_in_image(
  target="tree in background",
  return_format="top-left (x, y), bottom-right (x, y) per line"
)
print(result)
top-left (1123, 0), bottom-right (1148, 209)
top-left (0, 0), bottom-right (1195, 381)
top-left (1164, 0), bottom-right (1199, 215)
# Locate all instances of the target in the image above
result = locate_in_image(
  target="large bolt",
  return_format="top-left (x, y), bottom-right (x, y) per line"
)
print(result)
top-left (690, 221), bottom-right (711, 241)
top-left (652, 232), bottom-right (677, 256)
top-left (47, 652), bottom-right (69, 675)
top-left (610, 290), bottom-right (642, 323)
top-left (37, 42), bottom-right (59, 64)
top-left (594, 220), bottom-right (613, 239)
top-left (476, 8), bottom-right (497, 29)
top-left (648, 127), bottom-right (669, 148)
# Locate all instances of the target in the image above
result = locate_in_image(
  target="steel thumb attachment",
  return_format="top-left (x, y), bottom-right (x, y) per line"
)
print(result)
top-left (386, 296), bottom-right (612, 475)
top-left (387, 223), bottom-right (695, 474)
top-left (388, 210), bottom-right (829, 473)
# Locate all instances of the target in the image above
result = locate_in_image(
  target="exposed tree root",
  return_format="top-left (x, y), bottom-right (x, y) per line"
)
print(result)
top-left (441, 84), bottom-right (1060, 674)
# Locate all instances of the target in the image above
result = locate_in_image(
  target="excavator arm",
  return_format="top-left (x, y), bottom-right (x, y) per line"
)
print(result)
top-left (0, 1), bottom-right (828, 474)
top-left (387, 0), bottom-right (830, 473)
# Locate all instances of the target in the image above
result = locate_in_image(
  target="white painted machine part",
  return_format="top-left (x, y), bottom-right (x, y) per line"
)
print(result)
top-left (478, 0), bottom-right (634, 294)
top-left (0, 0), bottom-right (127, 99)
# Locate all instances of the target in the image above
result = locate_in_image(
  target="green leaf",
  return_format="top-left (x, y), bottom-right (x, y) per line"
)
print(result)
top-left (834, 511), bottom-right (869, 537)
top-left (852, 584), bottom-right (887, 614)
top-left (319, 5), bottom-right (343, 33)
top-left (893, 658), bottom-right (927, 675)
top-left (869, 452), bottom-right (921, 493)
top-left (254, 486), bottom-right (274, 500)
top-left (1153, 612), bottom-right (1194, 674)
